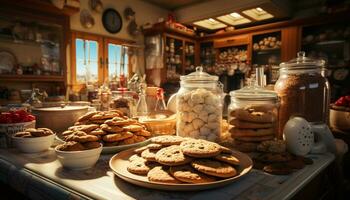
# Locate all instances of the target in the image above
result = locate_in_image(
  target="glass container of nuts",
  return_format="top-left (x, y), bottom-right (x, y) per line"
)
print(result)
top-left (274, 51), bottom-right (330, 138)
top-left (176, 66), bottom-right (224, 142)
top-left (229, 85), bottom-right (279, 143)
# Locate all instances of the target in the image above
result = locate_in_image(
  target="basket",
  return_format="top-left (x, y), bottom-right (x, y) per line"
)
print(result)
top-left (141, 114), bottom-right (176, 135)
top-left (0, 120), bottom-right (36, 148)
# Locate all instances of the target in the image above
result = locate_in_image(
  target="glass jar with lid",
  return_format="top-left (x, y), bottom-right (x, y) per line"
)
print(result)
top-left (229, 85), bottom-right (279, 141)
top-left (274, 51), bottom-right (330, 138)
top-left (111, 88), bottom-right (137, 117)
top-left (176, 66), bottom-right (224, 142)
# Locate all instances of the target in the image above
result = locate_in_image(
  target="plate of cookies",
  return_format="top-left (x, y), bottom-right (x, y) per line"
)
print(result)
top-left (57, 110), bottom-right (152, 154)
top-left (109, 135), bottom-right (253, 191)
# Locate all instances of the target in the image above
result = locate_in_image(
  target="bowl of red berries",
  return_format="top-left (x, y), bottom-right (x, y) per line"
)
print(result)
top-left (0, 109), bottom-right (36, 147)
top-left (330, 95), bottom-right (350, 131)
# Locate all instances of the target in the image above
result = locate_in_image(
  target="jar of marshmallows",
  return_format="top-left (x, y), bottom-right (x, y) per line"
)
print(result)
top-left (176, 66), bottom-right (224, 142)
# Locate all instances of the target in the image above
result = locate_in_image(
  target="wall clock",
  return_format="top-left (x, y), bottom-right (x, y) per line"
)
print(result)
top-left (102, 8), bottom-right (122, 33)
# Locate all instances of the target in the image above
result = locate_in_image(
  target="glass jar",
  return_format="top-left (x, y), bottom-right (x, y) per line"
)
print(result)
top-left (111, 88), bottom-right (137, 117)
top-left (229, 85), bottom-right (279, 140)
top-left (274, 51), bottom-right (330, 138)
top-left (176, 66), bottom-right (223, 142)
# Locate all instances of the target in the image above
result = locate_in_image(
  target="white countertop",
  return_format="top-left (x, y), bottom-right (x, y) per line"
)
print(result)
top-left (0, 148), bottom-right (334, 200)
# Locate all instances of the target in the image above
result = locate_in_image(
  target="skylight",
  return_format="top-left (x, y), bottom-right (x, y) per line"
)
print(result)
top-left (217, 12), bottom-right (251, 26)
top-left (242, 7), bottom-right (273, 21)
top-left (193, 18), bottom-right (227, 30)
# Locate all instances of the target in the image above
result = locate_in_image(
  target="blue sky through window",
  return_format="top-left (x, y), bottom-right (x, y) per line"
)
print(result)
top-left (108, 44), bottom-right (128, 81)
top-left (76, 39), bottom-right (98, 83)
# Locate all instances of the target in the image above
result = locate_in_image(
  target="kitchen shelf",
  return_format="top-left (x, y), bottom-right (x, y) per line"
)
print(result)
top-left (0, 74), bottom-right (64, 82)
top-left (253, 48), bottom-right (281, 54)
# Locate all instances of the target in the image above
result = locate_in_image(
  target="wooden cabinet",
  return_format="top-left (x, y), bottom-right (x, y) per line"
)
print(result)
top-left (0, 0), bottom-right (76, 102)
top-left (143, 23), bottom-right (198, 87)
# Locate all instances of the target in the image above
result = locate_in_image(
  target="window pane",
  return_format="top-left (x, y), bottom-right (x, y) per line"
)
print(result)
top-left (75, 39), bottom-right (98, 84)
top-left (108, 44), bottom-right (128, 81)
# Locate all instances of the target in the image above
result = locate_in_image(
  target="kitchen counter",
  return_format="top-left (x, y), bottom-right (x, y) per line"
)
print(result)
top-left (0, 147), bottom-right (335, 200)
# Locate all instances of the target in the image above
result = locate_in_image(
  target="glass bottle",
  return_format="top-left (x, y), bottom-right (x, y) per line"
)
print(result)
top-left (136, 82), bottom-right (148, 119)
top-left (154, 88), bottom-right (167, 112)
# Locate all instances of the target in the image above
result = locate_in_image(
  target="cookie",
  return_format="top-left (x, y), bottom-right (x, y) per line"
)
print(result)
top-left (69, 124), bottom-right (99, 133)
top-left (141, 149), bottom-right (158, 162)
top-left (127, 157), bottom-right (152, 175)
top-left (257, 140), bottom-right (286, 153)
top-left (100, 124), bottom-right (124, 133)
top-left (229, 118), bottom-right (273, 129)
top-left (191, 159), bottom-right (237, 178)
top-left (180, 139), bottom-right (221, 158)
top-left (90, 112), bottom-right (120, 120)
top-left (235, 142), bottom-right (259, 151)
top-left (155, 145), bottom-right (193, 166)
top-left (103, 141), bottom-right (120, 146)
top-left (105, 117), bottom-right (137, 126)
top-left (254, 152), bottom-right (292, 163)
top-left (230, 128), bottom-right (275, 137)
top-left (37, 128), bottom-right (54, 136)
top-left (129, 154), bottom-right (144, 162)
top-left (263, 163), bottom-right (293, 175)
top-left (88, 119), bottom-right (106, 124)
top-left (83, 141), bottom-right (101, 149)
top-left (62, 130), bottom-right (74, 136)
top-left (26, 128), bottom-right (50, 137)
top-left (220, 146), bottom-right (233, 154)
top-left (170, 165), bottom-right (216, 183)
top-left (102, 132), bottom-right (133, 142)
top-left (151, 135), bottom-right (185, 146)
top-left (77, 111), bottom-right (98, 122)
top-left (89, 128), bottom-right (107, 136)
top-left (214, 153), bottom-right (240, 165)
top-left (64, 131), bottom-right (99, 143)
top-left (14, 131), bottom-right (32, 138)
top-left (57, 141), bottom-right (85, 151)
top-left (234, 135), bottom-right (274, 142)
top-left (233, 141), bottom-right (258, 152)
top-left (233, 108), bottom-right (276, 123)
top-left (109, 109), bottom-right (124, 116)
top-left (134, 143), bottom-right (163, 154)
top-left (119, 135), bottom-right (146, 145)
top-left (133, 129), bottom-right (151, 137)
top-left (122, 124), bottom-right (144, 132)
top-left (147, 166), bottom-right (181, 183)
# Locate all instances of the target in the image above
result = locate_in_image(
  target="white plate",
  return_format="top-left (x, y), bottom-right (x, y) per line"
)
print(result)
top-left (55, 134), bottom-right (150, 154)
top-left (109, 148), bottom-right (253, 191)
top-left (0, 50), bottom-right (16, 73)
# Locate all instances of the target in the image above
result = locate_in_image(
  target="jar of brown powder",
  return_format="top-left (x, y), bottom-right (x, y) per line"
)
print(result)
top-left (274, 52), bottom-right (330, 138)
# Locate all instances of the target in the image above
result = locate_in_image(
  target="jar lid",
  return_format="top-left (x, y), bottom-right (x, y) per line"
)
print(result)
top-left (180, 66), bottom-right (218, 82)
top-left (230, 85), bottom-right (278, 101)
top-left (280, 51), bottom-right (325, 69)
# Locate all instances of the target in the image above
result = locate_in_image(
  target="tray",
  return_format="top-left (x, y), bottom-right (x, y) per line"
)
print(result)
top-left (109, 148), bottom-right (253, 191)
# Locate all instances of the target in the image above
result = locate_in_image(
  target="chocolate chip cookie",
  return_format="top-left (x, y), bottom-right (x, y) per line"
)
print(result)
top-left (155, 145), bottom-right (193, 166)
top-left (191, 159), bottom-right (237, 178)
top-left (180, 139), bottom-right (221, 158)
top-left (170, 165), bottom-right (216, 183)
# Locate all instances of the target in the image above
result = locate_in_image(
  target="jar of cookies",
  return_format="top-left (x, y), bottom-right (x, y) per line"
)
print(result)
top-left (229, 85), bottom-right (279, 145)
top-left (176, 66), bottom-right (224, 142)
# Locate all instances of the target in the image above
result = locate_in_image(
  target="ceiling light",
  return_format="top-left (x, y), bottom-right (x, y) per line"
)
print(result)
top-left (256, 7), bottom-right (263, 12)
top-left (193, 19), bottom-right (226, 30)
top-left (217, 13), bottom-right (251, 26)
top-left (230, 12), bottom-right (242, 18)
top-left (242, 8), bottom-right (273, 21)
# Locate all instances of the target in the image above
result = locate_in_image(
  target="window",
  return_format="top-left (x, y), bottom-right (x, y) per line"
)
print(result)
top-left (71, 32), bottom-right (131, 89)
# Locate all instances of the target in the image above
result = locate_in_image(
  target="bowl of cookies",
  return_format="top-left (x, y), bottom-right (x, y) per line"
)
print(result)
top-left (12, 128), bottom-right (55, 153)
top-left (55, 141), bottom-right (102, 170)
top-left (58, 110), bottom-right (152, 154)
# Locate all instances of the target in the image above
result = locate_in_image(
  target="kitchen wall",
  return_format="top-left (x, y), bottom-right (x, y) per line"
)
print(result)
top-left (67, 0), bottom-right (168, 87)
top-left (70, 0), bottom-right (168, 43)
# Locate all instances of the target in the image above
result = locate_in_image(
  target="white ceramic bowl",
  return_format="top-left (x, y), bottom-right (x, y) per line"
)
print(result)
top-left (330, 109), bottom-right (350, 130)
top-left (11, 134), bottom-right (55, 153)
top-left (55, 144), bottom-right (102, 170)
